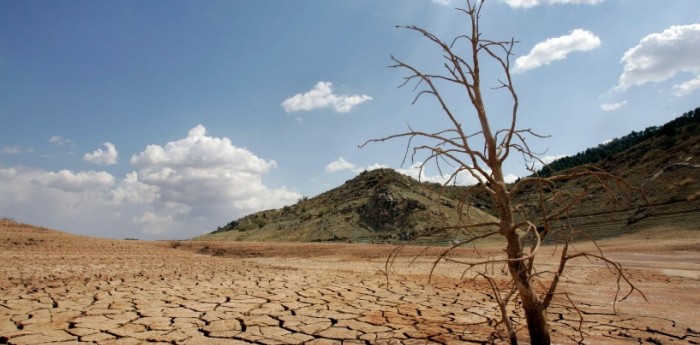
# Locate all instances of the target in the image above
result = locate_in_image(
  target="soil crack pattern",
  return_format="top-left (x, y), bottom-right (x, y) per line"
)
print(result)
top-left (2, 227), bottom-right (700, 344)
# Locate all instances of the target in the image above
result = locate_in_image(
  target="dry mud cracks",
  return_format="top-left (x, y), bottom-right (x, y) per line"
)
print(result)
top-left (1, 221), bottom-right (699, 344)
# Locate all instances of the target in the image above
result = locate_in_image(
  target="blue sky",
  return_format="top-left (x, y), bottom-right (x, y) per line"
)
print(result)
top-left (1, 0), bottom-right (699, 239)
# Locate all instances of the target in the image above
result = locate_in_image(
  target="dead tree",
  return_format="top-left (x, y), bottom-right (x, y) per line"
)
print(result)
top-left (362, 1), bottom-right (645, 344)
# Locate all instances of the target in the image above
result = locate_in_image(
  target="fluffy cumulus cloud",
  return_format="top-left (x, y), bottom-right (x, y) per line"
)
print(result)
top-left (0, 125), bottom-right (301, 239)
top-left (109, 172), bottom-right (159, 205)
top-left (325, 157), bottom-right (362, 173)
top-left (325, 157), bottom-right (388, 174)
top-left (282, 81), bottom-right (372, 113)
top-left (127, 125), bottom-right (301, 233)
top-left (0, 167), bottom-right (125, 235)
top-left (32, 169), bottom-right (116, 193)
top-left (504, 0), bottom-right (602, 8)
top-left (600, 101), bottom-right (627, 112)
top-left (84, 142), bottom-right (119, 165)
top-left (672, 76), bottom-right (700, 97)
top-left (617, 24), bottom-right (700, 96)
top-left (131, 125), bottom-right (274, 172)
top-left (514, 29), bottom-right (601, 73)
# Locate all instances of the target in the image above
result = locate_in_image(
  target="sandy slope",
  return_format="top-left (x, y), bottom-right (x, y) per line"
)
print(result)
top-left (1, 220), bottom-right (698, 344)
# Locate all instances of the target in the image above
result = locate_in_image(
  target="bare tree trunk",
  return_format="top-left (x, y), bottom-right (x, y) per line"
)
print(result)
top-left (506, 242), bottom-right (552, 344)
top-left (495, 166), bottom-right (552, 344)
top-left (521, 298), bottom-right (551, 345)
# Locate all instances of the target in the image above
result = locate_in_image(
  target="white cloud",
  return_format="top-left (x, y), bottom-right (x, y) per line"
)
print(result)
top-left (326, 157), bottom-right (361, 173)
top-left (110, 172), bottom-right (159, 205)
top-left (366, 163), bottom-right (390, 171)
top-left (601, 101), bottom-right (627, 111)
top-left (0, 167), bottom-right (121, 231)
top-left (431, 0), bottom-right (453, 5)
top-left (0, 166), bottom-right (171, 238)
top-left (396, 163), bottom-right (484, 185)
top-left (532, 154), bottom-right (569, 171)
top-left (32, 169), bottom-right (116, 193)
top-left (541, 154), bottom-right (568, 164)
top-left (504, 174), bottom-right (519, 184)
top-left (131, 124), bottom-right (274, 173)
top-left (672, 75), bottom-right (700, 97)
top-left (282, 81), bottom-right (372, 113)
top-left (129, 124), bottom-right (300, 227)
top-left (0, 125), bottom-right (301, 240)
top-left (48, 136), bottom-right (75, 147)
top-left (514, 29), bottom-right (601, 73)
top-left (325, 157), bottom-right (387, 174)
top-left (504, 0), bottom-right (602, 8)
top-left (131, 211), bottom-right (179, 235)
top-left (84, 142), bottom-right (119, 165)
top-left (617, 24), bottom-right (700, 95)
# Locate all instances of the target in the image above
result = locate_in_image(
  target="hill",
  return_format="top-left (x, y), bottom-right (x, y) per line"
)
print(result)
top-left (516, 107), bottom-right (700, 242)
top-left (538, 107), bottom-right (700, 177)
top-left (0, 218), bottom-right (82, 249)
top-left (202, 107), bottom-right (700, 244)
top-left (197, 169), bottom-right (499, 243)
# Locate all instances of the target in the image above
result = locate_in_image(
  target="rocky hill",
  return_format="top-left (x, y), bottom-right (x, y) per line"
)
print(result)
top-left (198, 168), bottom-right (499, 243)
top-left (201, 107), bottom-right (700, 244)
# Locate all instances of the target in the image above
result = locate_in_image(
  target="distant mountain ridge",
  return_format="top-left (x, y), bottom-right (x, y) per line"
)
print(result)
top-left (200, 107), bottom-right (700, 243)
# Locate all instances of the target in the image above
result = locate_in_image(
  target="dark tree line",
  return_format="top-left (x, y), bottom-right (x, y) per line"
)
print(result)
top-left (538, 107), bottom-right (700, 177)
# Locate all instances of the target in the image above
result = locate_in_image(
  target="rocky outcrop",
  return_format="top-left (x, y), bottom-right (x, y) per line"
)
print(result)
top-left (357, 186), bottom-right (426, 231)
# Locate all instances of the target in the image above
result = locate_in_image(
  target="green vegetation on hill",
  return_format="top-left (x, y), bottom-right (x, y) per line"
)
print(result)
top-left (538, 107), bottom-right (700, 177)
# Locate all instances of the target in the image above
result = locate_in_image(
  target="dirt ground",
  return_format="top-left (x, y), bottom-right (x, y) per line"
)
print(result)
top-left (1, 220), bottom-right (698, 344)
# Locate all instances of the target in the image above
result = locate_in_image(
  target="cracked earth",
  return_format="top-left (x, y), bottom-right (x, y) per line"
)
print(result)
top-left (1, 220), bottom-right (699, 344)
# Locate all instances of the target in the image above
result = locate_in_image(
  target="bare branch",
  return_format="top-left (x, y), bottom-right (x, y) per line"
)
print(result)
top-left (440, 226), bottom-right (541, 279)
top-left (543, 242), bottom-right (568, 308)
top-left (564, 292), bottom-right (586, 344)
top-left (427, 230), bottom-right (501, 283)
top-left (563, 252), bottom-right (647, 313)
top-left (366, 1), bottom-right (644, 343)
top-left (479, 272), bottom-right (519, 344)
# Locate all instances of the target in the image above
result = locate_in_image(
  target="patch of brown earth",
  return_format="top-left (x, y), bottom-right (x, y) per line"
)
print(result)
top-left (1, 220), bottom-right (698, 344)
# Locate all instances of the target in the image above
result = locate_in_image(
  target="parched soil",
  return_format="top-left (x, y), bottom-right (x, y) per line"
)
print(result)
top-left (1, 220), bottom-right (698, 344)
